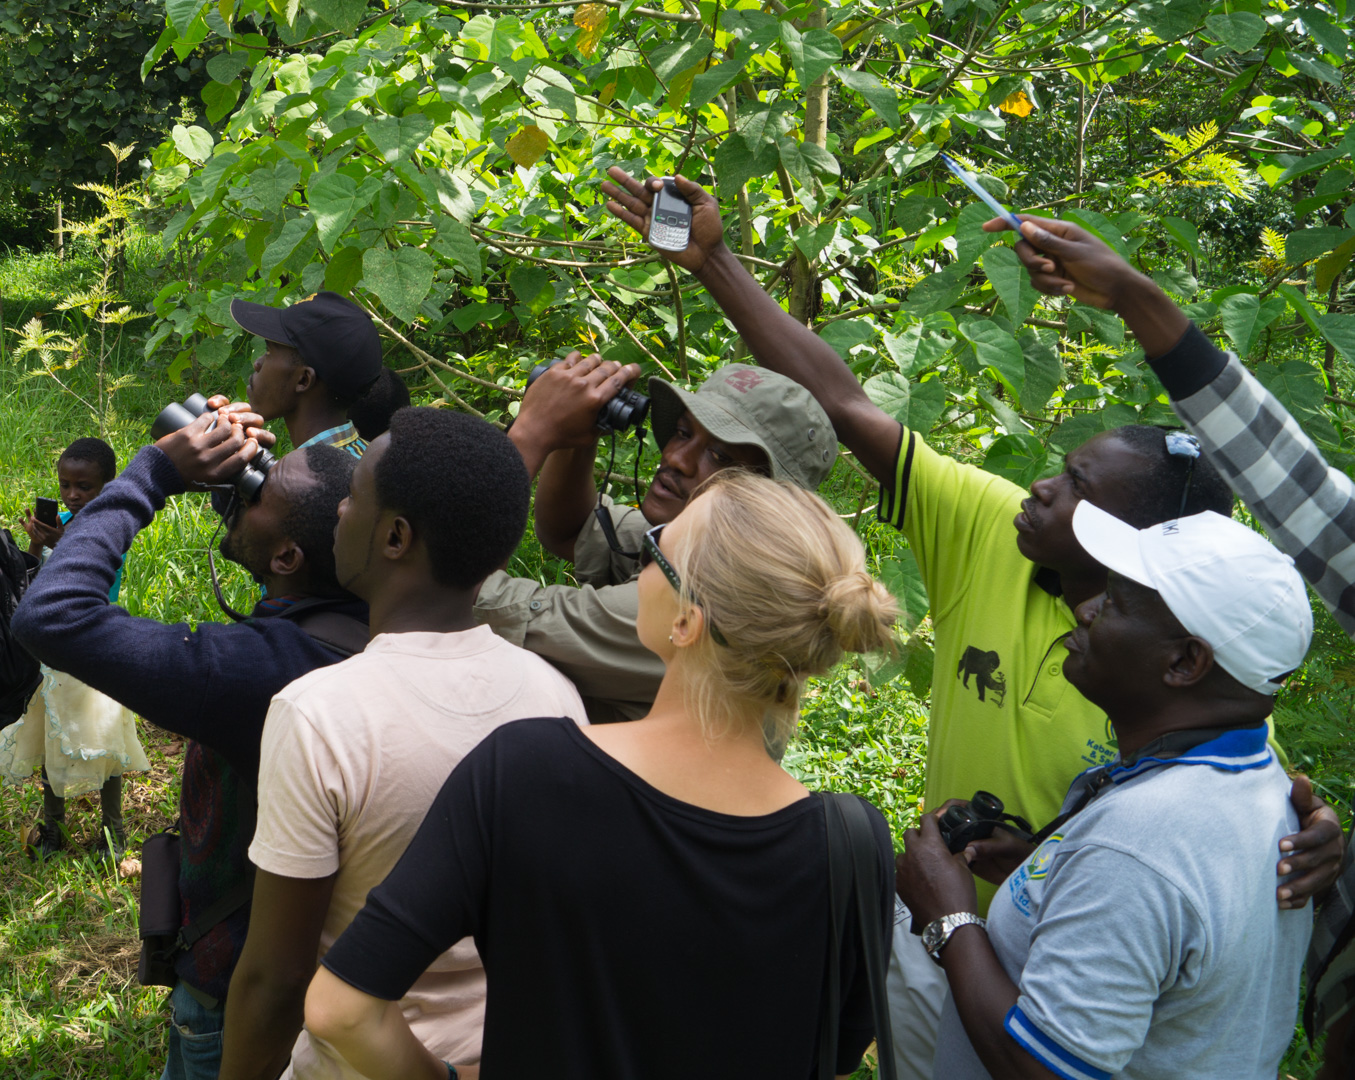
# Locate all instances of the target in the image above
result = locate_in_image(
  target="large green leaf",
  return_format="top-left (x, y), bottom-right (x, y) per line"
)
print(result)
top-left (172, 124), bottom-right (214, 164)
top-left (907, 377), bottom-right (948, 435)
top-left (880, 551), bottom-right (929, 630)
top-left (903, 264), bottom-right (967, 317)
top-left (1218, 292), bottom-right (1286, 357)
top-left (1162, 216), bottom-right (1202, 263)
top-left (166, 0), bottom-right (207, 32)
top-left (836, 69), bottom-right (900, 130)
top-left (1145, 0), bottom-right (1207, 41)
top-left (434, 218), bottom-right (482, 284)
top-left (712, 136), bottom-right (779, 196)
top-left (1317, 314), bottom-right (1355, 365)
top-left (982, 245), bottom-right (1036, 326)
top-left (983, 433), bottom-right (1049, 488)
top-left (1286, 227), bottom-right (1355, 265)
top-left (1018, 332), bottom-right (1063, 413)
top-left (960, 319), bottom-right (1025, 397)
top-left (368, 115), bottom-right (434, 163)
top-left (864, 372), bottom-right (911, 423)
top-left (306, 0), bottom-right (369, 34)
top-left (1254, 360), bottom-right (1326, 418)
top-left (309, 173), bottom-right (381, 253)
top-left (780, 24), bottom-right (841, 90)
top-left (260, 216), bottom-right (316, 280)
top-left (1204, 12), bottom-right (1266, 52)
top-left (363, 247), bottom-right (435, 324)
top-left (883, 324), bottom-right (949, 378)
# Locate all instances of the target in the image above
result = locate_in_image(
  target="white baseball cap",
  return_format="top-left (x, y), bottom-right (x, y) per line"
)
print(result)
top-left (1071, 504), bottom-right (1313, 695)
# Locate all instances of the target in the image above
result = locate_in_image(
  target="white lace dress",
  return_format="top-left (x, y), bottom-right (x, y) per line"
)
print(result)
top-left (0, 666), bottom-right (150, 796)
top-left (0, 532), bottom-right (149, 796)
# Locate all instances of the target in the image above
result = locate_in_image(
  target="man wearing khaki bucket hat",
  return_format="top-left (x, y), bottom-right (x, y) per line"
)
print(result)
top-left (475, 354), bottom-right (836, 727)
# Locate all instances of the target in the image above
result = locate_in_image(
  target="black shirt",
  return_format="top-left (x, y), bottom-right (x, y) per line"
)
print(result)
top-left (323, 717), bottom-right (893, 1078)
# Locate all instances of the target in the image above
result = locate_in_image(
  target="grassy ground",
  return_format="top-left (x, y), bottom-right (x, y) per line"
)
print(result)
top-left (0, 243), bottom-right (1347, 1077)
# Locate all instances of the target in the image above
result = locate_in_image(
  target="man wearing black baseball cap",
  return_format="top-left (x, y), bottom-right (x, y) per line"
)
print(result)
top-left (230, 291), bottom-right (384, 457)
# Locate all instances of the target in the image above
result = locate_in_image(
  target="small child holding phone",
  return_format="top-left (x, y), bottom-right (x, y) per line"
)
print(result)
top-left (1, 437), bottom-right (149, 860)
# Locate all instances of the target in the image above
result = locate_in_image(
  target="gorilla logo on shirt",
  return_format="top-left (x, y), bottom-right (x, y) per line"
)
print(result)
top-left (957, 646), bottom-right (1007, 706)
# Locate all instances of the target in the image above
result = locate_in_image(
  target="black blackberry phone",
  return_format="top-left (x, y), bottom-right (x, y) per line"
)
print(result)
top-left (35, 497), bottom-right (60, 527)
top-left (649, 179), bottom-right (692, 253)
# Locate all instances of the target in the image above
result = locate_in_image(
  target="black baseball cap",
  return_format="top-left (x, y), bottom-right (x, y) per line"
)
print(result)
top-left (230, 291), bottom-right (383, 399)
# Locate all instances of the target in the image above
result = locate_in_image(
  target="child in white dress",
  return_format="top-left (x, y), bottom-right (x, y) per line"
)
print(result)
top-left (0, 438), bottom-right (149, 859)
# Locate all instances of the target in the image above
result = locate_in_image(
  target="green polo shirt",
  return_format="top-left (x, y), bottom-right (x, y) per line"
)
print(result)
top-left (881, 429), bottom-right (1116, 912)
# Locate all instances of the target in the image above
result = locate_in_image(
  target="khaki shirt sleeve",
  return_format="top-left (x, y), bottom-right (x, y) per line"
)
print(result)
top-left (570, 493), bottom-right (648, 588)
top-left (474, 571), bottom-right (663, 724)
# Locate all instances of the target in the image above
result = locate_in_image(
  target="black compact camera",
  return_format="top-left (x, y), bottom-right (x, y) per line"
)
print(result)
top-left (938, 791), bottom-right (1035, 854)
top-left (526, 359), bottom-right (650, 434)
top-left (151, 393), bottom-right (276, 502)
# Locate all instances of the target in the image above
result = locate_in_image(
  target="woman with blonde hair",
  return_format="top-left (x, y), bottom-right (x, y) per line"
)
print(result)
top-left (304, 469), bottom-right (900, 1079)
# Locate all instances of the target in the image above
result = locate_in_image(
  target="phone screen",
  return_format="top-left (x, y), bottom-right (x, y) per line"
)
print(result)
top-left (649, 179), bottom-right (693, 253)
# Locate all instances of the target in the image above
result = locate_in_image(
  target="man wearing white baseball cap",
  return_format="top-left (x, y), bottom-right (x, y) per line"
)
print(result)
top-left (898, 503), bottom-right (1314, 1080)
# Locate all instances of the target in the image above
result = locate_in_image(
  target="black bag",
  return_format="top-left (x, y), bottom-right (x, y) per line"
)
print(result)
top-left (0, 527), bottom-right (41, 725)
top-left (818, 792), bottom-right (898, 1080)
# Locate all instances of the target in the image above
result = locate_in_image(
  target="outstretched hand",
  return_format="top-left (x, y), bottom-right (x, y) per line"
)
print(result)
top-left (601, 168), bottom-right (727, 275)
top-left (1278, 775), bottom-right (1346, 909)
top-left (156, 404), bottom-right (270, 489)
top-left (21, 512), bottom-right (64, 551)
top-left (982, 214), bottom-right (1136, 310)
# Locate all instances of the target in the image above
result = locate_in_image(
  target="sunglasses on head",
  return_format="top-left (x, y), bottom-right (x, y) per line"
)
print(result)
top-left (640, 523), bottom-right (728, 647)
top-left (1165, 431), bottom-right (1201, 519)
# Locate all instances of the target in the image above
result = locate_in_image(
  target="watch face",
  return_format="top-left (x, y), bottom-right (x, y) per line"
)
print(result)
top-left (922, 920), bottom-right (944, 953)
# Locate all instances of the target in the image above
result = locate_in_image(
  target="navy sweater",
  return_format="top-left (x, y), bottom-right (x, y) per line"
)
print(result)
top-left (13, 445), bottom-right (367, 998)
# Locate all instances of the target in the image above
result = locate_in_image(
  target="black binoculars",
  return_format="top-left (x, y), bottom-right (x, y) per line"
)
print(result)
top-left (151, 393), bottom-right (276, 503)
top-left (937, 791), bottom-right (1035, 854)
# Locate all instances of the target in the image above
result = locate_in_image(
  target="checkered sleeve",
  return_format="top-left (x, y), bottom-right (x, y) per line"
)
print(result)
top-left (1171, 348), bottom-right (1355, 637)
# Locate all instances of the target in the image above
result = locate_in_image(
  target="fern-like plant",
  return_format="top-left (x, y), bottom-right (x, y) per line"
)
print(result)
top-left (7, 143), bottom-right (149, 434)
top-left (1150, 121), bottom-right (1256, 200)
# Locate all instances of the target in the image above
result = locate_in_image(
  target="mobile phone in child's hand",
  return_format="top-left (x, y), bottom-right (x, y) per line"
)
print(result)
top-left (35, 498), bottom-right (60, 527)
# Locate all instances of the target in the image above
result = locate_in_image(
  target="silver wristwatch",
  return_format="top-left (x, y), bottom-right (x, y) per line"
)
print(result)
top-left (921, 911), bottom-right (987, 964)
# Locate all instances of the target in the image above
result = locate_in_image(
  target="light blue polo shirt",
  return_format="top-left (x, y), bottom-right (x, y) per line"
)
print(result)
top-left (933, 722), bottom-right (1312, 1080)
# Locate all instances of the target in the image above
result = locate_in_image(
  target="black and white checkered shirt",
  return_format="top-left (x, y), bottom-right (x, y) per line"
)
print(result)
top-left (1152, 325), bottom-right (1355, 637)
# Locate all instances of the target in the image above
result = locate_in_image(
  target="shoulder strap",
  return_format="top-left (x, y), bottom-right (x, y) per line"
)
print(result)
top-left (276, 597), bottom-right (370, 658)
top-left (177, 877), bottom-right (254, 952)
top-left (819, 792), bottom-right (898, 1080)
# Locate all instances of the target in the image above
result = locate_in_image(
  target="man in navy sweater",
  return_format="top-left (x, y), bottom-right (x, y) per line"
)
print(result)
top-left (12, 404), bottom-right (367, 1080)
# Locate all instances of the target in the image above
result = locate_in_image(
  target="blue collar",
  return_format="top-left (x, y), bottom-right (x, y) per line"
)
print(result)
top-left (1108, 722), bottom-right (1273, 783)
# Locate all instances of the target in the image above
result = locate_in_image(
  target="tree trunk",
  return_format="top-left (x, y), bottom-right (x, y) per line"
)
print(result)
top-left (55, 198), bottom-right (64, 260)
top-left (789, 2), bottom-right (830, 325)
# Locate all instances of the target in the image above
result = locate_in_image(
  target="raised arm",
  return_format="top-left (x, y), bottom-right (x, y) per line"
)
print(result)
top-left (508, 352), bottom-right (640, 561)
top-left (601, 168), bottom-right (902, 483)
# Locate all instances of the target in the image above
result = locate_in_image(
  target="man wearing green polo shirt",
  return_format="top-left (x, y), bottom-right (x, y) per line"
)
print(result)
top-left (602, 167), bottom-right (1342, 1079)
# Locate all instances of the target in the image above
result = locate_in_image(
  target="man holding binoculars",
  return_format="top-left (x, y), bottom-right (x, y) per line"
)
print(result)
top-left (476, 346), bottom-right (837, 726)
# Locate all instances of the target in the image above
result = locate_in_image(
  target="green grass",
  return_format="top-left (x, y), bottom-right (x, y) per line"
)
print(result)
top-left (0, 244), bottom-right (1342, 1077)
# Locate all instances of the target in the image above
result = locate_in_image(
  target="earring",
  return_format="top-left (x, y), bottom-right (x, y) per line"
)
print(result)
top-left (668, 635), bottom-right (674, 643)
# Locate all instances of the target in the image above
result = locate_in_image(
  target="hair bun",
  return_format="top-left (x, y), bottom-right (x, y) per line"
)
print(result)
top-left (821, 571), bottom-right (898, 654)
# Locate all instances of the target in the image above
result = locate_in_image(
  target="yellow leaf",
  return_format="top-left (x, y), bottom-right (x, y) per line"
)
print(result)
top-left (574, 3), bottom-right (608, 57)
top-left (218, 0), bottom-right (233, 27)
top-left (668, 63), bottom-right (700, 108)
top-left (506, 125), bottom-right (550, 168)
top-left (999, 90), bottom-right (1033, 117)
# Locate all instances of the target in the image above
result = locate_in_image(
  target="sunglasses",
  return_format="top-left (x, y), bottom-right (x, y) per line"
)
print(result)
top-left (1165, 431), bottom-right (1201, 519)
top-left (639, 523), bottom-right (728, 646)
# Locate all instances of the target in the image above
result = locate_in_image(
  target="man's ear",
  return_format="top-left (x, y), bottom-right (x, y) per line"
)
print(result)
top-left (270, 539), bottom-right (305, 578)
top-left (292, 365), bottom-right (318, 395)
top-left (1163, 636), bottom-right (1213, 689)
top-left (380, 513), bottom-right (415, 563)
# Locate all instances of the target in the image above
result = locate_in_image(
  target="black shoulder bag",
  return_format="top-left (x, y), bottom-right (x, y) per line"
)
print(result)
top-left (818, 792), bottom-right (898, 1080)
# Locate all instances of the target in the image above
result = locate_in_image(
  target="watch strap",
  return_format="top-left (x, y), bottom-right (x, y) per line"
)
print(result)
top-left (924, 911), bottom-right (986, 963)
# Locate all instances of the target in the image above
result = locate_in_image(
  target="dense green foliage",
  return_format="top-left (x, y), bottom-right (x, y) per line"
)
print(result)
top-left (0, 0), bottom-right (209, 244)
top-left (143, 0), bottom-right (1355, 698)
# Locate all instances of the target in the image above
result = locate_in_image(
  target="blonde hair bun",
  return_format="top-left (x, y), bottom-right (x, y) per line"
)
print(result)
top-left (821, 571), bottom-right (898, 655)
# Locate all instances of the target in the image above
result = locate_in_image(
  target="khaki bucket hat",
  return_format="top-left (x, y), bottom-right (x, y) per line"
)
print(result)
top-left (647, 364), bottom-right (836, 490)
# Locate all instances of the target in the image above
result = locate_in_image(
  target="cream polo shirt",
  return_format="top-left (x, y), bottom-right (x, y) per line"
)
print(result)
top-left (251, 626), bottom-right (587, 1077)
